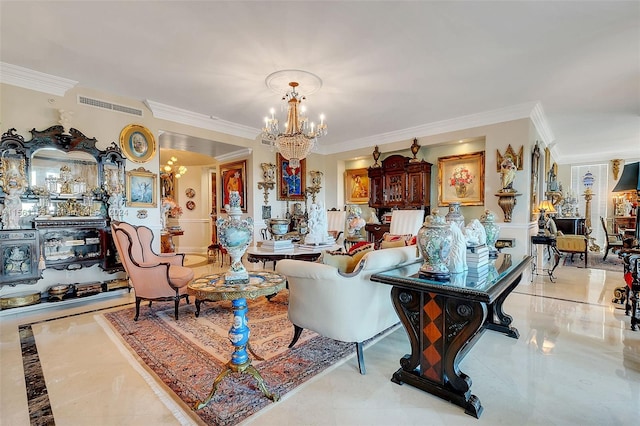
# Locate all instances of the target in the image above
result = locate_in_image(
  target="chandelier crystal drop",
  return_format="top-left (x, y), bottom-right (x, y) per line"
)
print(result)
top-left (262, 81), bottom-right (327, 169)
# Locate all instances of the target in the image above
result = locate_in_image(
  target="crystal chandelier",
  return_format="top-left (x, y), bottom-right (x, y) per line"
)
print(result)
top-left (262, 81), bottom-right (327, 169)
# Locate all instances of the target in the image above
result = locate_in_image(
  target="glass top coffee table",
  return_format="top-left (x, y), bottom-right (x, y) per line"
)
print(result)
top-left (187, 271), bottom-right (286, 409)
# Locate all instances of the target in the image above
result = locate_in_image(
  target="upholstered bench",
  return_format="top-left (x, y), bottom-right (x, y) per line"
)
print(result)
top-left (555, 233), bottom-right (588, 268)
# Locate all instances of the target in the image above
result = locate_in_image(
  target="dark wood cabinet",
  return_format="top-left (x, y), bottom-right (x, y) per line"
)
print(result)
top-left (0, 230), bottom-right (41, 286)
top-left (368, 154), bottom-right (432, 213)
top-left (554, 217), bottom-right (586, 235)
top-left (365, 223), bottom-right (390, 244)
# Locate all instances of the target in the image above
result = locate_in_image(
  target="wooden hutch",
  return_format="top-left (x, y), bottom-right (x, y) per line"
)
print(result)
top-left (365, 154), bottom-right (432, 242)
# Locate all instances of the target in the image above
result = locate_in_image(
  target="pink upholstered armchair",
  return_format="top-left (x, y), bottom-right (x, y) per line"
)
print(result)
top-left (111, 221), bottom-right (194, 321)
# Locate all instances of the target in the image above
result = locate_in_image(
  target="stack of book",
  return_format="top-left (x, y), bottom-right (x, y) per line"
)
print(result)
top-left (466, 244), bottom-right (489, 268)
top-left (261, 239), bottom-right (294, 251)
top-left (466, 245), bottom-right (489, 287)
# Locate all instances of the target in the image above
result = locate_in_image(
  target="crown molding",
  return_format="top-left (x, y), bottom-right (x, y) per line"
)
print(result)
top-left (214, 148), bottom-right (253, 163)
top-left (0, 62), bottom-right (77, 96)
top-left (529, 102), bottom-right (555, 147)
top-left (320, 101), bottom-right (541, 155)
top-left (144, 100), bottom-right (260, 141)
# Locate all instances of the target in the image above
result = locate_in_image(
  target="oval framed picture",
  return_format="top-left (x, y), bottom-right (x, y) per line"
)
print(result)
top-left (119, 124), bottom-right (156, 163)
top-left (186, 200), bottom-right (196, 210)
top-left (185, 188), bottom-right (196, 198)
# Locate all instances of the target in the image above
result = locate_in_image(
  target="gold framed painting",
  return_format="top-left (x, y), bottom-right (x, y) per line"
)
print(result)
top-left (438, 151), bottom-right (485, 206)
top-left (276, 153), bottom-right (306, 201)
top-left (126, 167), bottom-right (157, 207)
top-left (119, 124), bottom-right (156, 163)
top-left (220, 160), bottom-right (247, 212)
top-left (345, 168), bottom-right (370, 204)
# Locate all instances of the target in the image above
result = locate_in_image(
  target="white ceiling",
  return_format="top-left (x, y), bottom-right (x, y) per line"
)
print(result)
top-left (1, 1), bottom-right (638, 164)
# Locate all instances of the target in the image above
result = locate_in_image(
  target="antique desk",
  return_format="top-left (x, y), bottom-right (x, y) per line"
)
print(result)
top-left (187, 271), bottom-right (286, 409)
top-left (370, 254), bottom-right (531, 418)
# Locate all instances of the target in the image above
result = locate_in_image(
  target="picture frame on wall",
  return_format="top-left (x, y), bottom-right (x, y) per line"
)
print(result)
top-left (119, 124), bottom-right (156, 163)
top-left (437, 151), bottom-right (485, 206)
top-left (345, 168), bottom-right (370, 204)
top-left (220, 160), bottom-right (247, 212)
top-left (126, 167), bottom-right (157, 207)
top-left (276, 153), bottom-right (306, 201)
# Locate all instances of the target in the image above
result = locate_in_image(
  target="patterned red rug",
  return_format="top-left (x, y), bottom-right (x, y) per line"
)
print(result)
top-left (102, 291), bottom-right (378, 425)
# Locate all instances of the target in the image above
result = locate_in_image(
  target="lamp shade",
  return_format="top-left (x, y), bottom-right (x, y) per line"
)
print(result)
top-left (612, 162), bottom-right (640, 192)
top-left (537, 199), bottom-right (556, 213)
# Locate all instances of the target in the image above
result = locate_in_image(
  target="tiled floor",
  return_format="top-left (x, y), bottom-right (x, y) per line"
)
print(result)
top-left (1, 256), bottom-right (638, 425)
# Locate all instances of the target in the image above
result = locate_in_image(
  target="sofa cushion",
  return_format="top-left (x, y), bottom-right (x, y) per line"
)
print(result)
top-left (323, 244), bottom-right (374, 273)
top-left (380, 239), bottom-right (406, 249)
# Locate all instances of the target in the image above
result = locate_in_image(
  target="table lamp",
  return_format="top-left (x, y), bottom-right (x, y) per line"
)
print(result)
top-left (612, 161), bottom-right (639, 243)
top-left (536, 200), bottom-right (557, 235)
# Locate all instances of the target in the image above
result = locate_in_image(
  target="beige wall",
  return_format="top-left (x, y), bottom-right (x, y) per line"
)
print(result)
top-left (1, 81), bottom-right (541, 296)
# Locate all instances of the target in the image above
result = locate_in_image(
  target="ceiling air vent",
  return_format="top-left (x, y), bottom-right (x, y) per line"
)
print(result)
top-left (78, 95), bottom-right (143, 117)
top-left (261, 138), bottom-right (273, 146)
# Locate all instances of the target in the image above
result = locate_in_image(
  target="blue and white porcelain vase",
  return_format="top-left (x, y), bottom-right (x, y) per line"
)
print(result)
top-left (417, 209), bottom-right (453, 281)
top-left (480, 209), bottom-right (500, 258)
top-left (217, 191), bottom-right (253, 284)
top-left (445, 201), bottom-right (465, 229)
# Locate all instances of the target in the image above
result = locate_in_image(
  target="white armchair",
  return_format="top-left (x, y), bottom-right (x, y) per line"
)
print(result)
top-left (389, 209), bottom-right (425, 235)
top-left (276, 244), bottom-right (421, 374)
top-left (326, 209), bottom-right (347, 246)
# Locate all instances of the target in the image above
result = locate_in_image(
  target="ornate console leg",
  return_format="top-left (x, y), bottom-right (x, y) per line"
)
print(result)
top-left (485, 275), bottom-right (522, 339)
top-left (389, 289), bottom-right (487, 418)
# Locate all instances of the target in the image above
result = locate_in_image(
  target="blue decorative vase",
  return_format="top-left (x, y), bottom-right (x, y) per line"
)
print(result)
top-left (217, 191), bottom-right (253, 284)
top-left (417, 209), bottom-right (452, 281)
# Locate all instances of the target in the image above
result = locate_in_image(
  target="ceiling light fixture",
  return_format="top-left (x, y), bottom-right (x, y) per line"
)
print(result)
top-left (261, 70), bottom-right (327, 169)
top-left (163, 156), bottom-right (187, 178)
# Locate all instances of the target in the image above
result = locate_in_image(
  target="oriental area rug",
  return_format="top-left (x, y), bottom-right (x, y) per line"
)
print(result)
top-left (101, 291), bottom-right (377, 426)
top-left (562, 252), bottom-right (624, 272)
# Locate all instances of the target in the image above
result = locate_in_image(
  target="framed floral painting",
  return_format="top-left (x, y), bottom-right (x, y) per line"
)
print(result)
top-left (276, 153), bottom-right (306, 201)
top-left (438, 151), bottom-right (485, 206)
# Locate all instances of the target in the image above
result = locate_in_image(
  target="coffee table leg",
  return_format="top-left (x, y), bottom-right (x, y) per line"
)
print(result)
top-left (195, 299), bottom-right (202, 317)
top-left (194, 297), bottom-right (279, 410)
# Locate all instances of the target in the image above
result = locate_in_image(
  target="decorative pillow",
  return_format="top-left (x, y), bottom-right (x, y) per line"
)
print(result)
top-left (348, 241), bottom-right (372, 253)
top-left (380, 240), bottom-right (406, 249)
top-left (323, 243), bottom-right (373, 273)
top-left (382, 233), bottom-right (413, 243)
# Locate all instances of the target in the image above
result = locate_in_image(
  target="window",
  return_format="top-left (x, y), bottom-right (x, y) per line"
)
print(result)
top-left (570, 163), bottom-right (609, 248)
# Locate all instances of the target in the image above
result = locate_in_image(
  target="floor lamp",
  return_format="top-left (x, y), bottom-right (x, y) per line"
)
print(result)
top-left (612, 161), bottom-right (640, 244)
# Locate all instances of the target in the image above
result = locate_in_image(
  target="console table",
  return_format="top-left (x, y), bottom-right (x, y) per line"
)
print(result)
top-left (530, 235), bottom-right (561, 282)
top-left (371, 254), bottom-right (531, 418)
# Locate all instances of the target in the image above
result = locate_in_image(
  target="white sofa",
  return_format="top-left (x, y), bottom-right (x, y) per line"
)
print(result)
top-left (276, 244), bottom-right (421, 374)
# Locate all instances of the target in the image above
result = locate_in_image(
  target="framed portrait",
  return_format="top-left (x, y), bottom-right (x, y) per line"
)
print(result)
top-left (220, 160), bottom-right (247, 212)
top-left (438, 151), bottom-right (485, 206)
top-left (126, 167), bottom-right (157, 207)
top-left (276, 153), bottom-right (306, 201)
top-left (345, 168), bottom-right (370, 204)
top-left (119, 124), bottom-right (156, 163)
